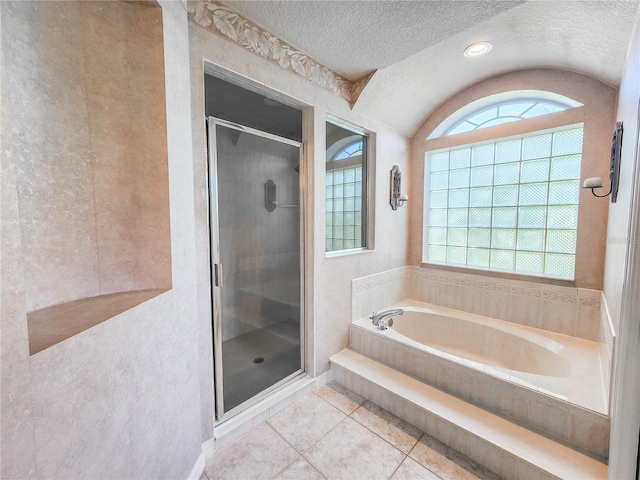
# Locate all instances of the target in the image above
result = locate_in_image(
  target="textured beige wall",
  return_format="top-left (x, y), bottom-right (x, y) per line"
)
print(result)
top-left (0, 80), bottom-right (38, 479)
top-left (189, 22), bottom-right (410, 442)
top-left (4, 1), bottom-right (171, 314)
top-left (6, 1), bottom-right (100, 312)
top-left (81, 3), bottom-right (172, 297)
top-left (409, 69), bottom-right (618, 290)
top-left (1, 2), bottom-right (202, 478)
top-left (606, 19), bottom-right (640, 480)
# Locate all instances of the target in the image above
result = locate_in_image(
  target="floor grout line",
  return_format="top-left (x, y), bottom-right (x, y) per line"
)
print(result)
top-left (261, 422), bottom-right (307, 480)
top-left (310, 389), bottom-right (419, 477)
top-left (300, 413), bottom-right (349, 455)
top-left (405, 433), bottom-right (448, 480)
top-left (303, 456), bottom-right (328, 480)
top-left (348, 400), bottom-right (422, 456)
top-left (267, 400), bottom-right (344, 479)
top-left (303, 390), bottom-right (411, 478)
top-left (386, 453), bottom-right (409, 480)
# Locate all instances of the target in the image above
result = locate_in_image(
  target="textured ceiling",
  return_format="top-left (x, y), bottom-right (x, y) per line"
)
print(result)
top-left (221, 0), bottom-right (640, 136)
top-left (221, 1), bottom-right (525, 80)
top-left (356, 0), bottom-right (640, 135)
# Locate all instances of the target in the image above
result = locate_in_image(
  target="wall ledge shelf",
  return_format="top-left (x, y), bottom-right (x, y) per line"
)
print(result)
top-left (27, 289), bottom-right (169, 355)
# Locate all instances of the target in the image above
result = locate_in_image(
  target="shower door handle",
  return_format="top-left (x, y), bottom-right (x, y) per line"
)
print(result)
top-left (214, 263), bottom-right (224, 287)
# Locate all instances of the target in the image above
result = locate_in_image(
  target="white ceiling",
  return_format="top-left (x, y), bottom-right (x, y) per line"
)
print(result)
top-left (222, 0), bottom-right (640, 136)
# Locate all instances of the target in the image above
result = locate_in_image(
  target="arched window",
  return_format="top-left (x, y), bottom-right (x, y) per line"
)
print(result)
top-left (423, 90), bottom-right (585, 279)
top-left (428, 90), bottom-right (583, 139)
top-left (332, 140), bottom-right (363, 161)
top-left (446, 100), bottom-right (570, 136)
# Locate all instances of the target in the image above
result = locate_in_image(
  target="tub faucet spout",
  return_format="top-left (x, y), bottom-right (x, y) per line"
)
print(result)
top-left (370, 308), bottom-right (404, 330)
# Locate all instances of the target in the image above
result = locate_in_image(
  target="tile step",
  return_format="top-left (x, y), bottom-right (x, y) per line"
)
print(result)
top-left (330, 348), bottom-right (607, 480)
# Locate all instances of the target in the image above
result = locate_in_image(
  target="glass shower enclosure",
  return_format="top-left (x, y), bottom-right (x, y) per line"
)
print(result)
top-left (207, 118), bottom-right (303, 420)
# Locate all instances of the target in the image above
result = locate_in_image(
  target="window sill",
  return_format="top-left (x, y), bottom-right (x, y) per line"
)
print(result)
top-left (27, 289), bottom-right (169, 355)
top-left (420, 262), bottom-right (576, 288)
top-left (326, 248), bottom-right (374, 259)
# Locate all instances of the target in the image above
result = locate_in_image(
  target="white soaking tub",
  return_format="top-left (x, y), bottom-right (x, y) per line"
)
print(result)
top-left (390, 306), bottom-right (572, 377)
top-left (354, 299), bottom-right (604, 412)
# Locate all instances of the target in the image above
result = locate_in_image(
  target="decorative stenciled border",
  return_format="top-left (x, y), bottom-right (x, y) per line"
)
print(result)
top-left (407, 266), bottom-right (601, 308)
top-left (187, 0), bottom-right (374, 107)
top-left (346, 71), bottom-right (376, 105)
top-left (577, 289), bottom-right (602, 308)
top-left (353, 268), bottom-right (407, 293)
top-left (353, 265), bottom-right (602, 308)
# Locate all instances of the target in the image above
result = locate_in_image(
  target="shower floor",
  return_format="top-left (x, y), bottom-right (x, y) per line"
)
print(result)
top-left (222, 317), bottom-right (301, 412)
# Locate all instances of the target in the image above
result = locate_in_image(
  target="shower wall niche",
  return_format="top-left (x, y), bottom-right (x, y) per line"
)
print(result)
top-left (3, 1), bottom-right (171, 354)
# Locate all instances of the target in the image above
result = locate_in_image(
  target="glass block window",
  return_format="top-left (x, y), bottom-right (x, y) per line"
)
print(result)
top-left (326, 121), bottom-right (368, 253)
top-left (326, 166), bottom-right (363, 251)
top-left (425, 126), bottom-right (583, 279)
top-left (446, 100), bottom-right (570, 136)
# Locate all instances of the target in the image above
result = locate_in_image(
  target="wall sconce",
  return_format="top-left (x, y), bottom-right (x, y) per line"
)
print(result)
top-left (390, 165), bottom-right (409, 210)
top-left (582, 121), bottom-right (623, 203)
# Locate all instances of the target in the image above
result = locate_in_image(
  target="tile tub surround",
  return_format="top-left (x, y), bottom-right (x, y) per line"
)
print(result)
top-left (204, 382), bottom-right (500, 480)
top-left (353, 266), bottom-right (603, 341)
top-left (350, 305), bottom-right (609, 461)
top-left (351, 267), bottom-right (408, 321)
top-left (598, 294), bottom-right (616, 412)
top-left (409, 266), bottom-right (602, 341)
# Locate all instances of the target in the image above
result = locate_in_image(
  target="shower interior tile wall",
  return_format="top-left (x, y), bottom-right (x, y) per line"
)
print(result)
top-left (216, 130), bottom-right (300, 342)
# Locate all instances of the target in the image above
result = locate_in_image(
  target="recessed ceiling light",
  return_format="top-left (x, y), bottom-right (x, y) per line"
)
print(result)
top-left (464, 41), bottom-right (493, 58)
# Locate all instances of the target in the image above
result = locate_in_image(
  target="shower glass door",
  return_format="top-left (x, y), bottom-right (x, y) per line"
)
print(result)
top-left (208, 118), bottom-right (303, 420)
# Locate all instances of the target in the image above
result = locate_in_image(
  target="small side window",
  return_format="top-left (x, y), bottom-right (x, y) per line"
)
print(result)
top-left (326, 121), bottom-right (370, 253)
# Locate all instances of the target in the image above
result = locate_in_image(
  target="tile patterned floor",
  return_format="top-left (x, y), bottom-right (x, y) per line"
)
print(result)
top-left (201, 382), bottom-right (500, 480)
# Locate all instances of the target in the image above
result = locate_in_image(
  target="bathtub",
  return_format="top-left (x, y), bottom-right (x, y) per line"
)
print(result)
top-left (353, 299), bottom-right (606, 414)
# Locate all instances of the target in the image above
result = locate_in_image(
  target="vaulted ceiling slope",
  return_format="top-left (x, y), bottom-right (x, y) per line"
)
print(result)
top-left (222, 1), bottom-right (640, 136)
top-left (221, 1), bottom-right (525, 80)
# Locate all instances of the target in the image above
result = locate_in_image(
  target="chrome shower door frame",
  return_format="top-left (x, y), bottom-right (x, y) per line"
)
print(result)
top-left (206, 116), bottom-right (306, 423)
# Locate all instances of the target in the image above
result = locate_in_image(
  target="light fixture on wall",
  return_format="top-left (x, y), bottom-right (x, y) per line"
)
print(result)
top-left (463, 41), bottom-right (493, 58)
top-left (390, 165), bottom-right (409, 210)
top-left (582, 121), bottom-right (623, 203)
